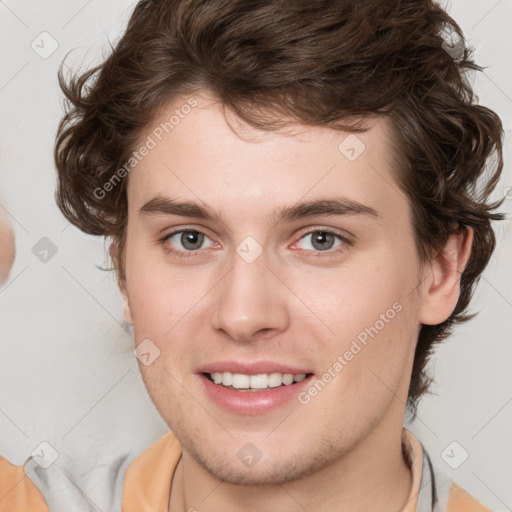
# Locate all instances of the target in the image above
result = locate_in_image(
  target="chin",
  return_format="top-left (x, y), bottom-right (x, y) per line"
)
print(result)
top-left (182, 434), bottom-right (346, 487)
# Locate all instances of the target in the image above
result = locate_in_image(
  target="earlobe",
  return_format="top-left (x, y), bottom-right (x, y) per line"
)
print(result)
top-left (109, 242), bottom-right (133, 325)
top-left (118, 274), bottom-right (133, 325)
top-left (123, 299), bottom-right (133, 325)
top-left (119, 278), bottom-right (133, 325)
top-left (418, 226), bottom-right (474, 326)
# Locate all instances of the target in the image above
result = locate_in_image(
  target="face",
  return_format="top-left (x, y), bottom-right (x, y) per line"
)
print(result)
top-left (120, 91), bottom-right (429, 485)
top-left (0, 210), bottom-right (15, 285)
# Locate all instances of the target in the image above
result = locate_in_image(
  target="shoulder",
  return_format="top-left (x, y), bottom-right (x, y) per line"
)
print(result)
top-left (447, 482), bottom-right (493, 512)
top-left (0, 457), bottom-right (48, 511)
top-left (125, 431), bottom-right (182, 478)
top-left (122, 431), bottom-right (182, 511)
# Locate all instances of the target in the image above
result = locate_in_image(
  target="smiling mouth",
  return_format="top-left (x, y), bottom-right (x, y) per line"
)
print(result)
top-left (203, 371), bottom-right (314, 391)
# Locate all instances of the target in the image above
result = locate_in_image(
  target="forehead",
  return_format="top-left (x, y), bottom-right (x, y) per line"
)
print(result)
top-left (127, 91), bottom-right (407, 223)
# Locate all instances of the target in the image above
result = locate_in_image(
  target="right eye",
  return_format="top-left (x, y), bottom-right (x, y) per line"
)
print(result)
top-left (159, 229), bottom-right (217, 258)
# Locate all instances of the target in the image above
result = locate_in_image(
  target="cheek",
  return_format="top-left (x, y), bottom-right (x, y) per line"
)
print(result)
top-left (295, 250), bottom-right (419, 392)
top-left (125, 242), bottom-right (189, 332)
top-left (299, 298), bottom-right (417, 430)
top-left (295, 250), bottom-right (418, 341)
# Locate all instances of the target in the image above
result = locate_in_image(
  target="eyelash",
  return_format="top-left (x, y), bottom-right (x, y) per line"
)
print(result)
top-left (158, 228), bottom-right (352, 259)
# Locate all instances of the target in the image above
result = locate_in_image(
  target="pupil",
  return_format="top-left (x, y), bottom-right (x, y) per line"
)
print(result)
top-left (313, 231), bottom-right (333, 250)
top-left (182, 231), bottom-right (203, 250)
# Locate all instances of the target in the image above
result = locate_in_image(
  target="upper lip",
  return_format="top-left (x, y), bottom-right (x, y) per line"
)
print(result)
top-left (198, 361), bottom-right (312, 375)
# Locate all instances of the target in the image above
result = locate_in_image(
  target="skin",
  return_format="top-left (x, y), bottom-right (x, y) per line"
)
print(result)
top-left (0, 209), bottom-right (15, 286)
top-left (115, 90), bottom-right (473, 512)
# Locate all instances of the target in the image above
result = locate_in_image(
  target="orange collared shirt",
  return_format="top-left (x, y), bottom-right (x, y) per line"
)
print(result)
top-left (0, 430), bottom-right (493, 511)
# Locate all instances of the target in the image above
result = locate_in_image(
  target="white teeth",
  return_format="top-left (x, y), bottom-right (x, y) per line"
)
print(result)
top-left (268, 372), bottom-right (282, 388)
top-left (232, 373), bottom-right (250, 389)
top-left (249, 374), bottom-right (268, 389)
top-left (222, 372), bottom-right (233, 386)
top-left (282, 373), bottom-right (294, 385)
top-left (209, 371), bottom-right (309, 389)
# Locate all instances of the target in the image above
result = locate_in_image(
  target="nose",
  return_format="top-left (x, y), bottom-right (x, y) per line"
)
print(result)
top-left (211, 244), bottom-right (289, 343)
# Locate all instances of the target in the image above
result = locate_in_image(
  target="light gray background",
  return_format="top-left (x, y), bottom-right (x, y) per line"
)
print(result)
top-left (1, 0), bottom-right (511, 510)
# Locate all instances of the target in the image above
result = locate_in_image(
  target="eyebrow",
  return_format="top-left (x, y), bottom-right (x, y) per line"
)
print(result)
top-left (139, 196), bottom-right (379, 226)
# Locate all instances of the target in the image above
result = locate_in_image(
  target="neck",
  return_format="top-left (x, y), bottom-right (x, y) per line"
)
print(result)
top-left (169, 407), bottom-right (412, 512)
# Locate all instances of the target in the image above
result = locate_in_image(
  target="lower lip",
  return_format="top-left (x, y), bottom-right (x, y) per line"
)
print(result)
top-left (199, 374), bottom-right (313, 416)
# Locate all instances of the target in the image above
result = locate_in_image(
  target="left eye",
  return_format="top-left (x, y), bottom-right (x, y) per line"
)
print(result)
top-left (294, 230), bottom-right (346, 252)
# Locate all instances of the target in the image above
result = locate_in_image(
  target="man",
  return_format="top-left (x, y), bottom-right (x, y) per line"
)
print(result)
top-left (53, 0), bottom-right (504, 510)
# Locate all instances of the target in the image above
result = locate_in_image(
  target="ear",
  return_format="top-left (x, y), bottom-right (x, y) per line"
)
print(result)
top-left (418, 226), bottom-right (474, 325)
top-left (109, 242), bottom-right (133, 325)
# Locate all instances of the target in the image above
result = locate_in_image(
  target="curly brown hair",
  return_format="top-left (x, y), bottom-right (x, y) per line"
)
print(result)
top-left (54, 0), bottom-right (504, 414)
